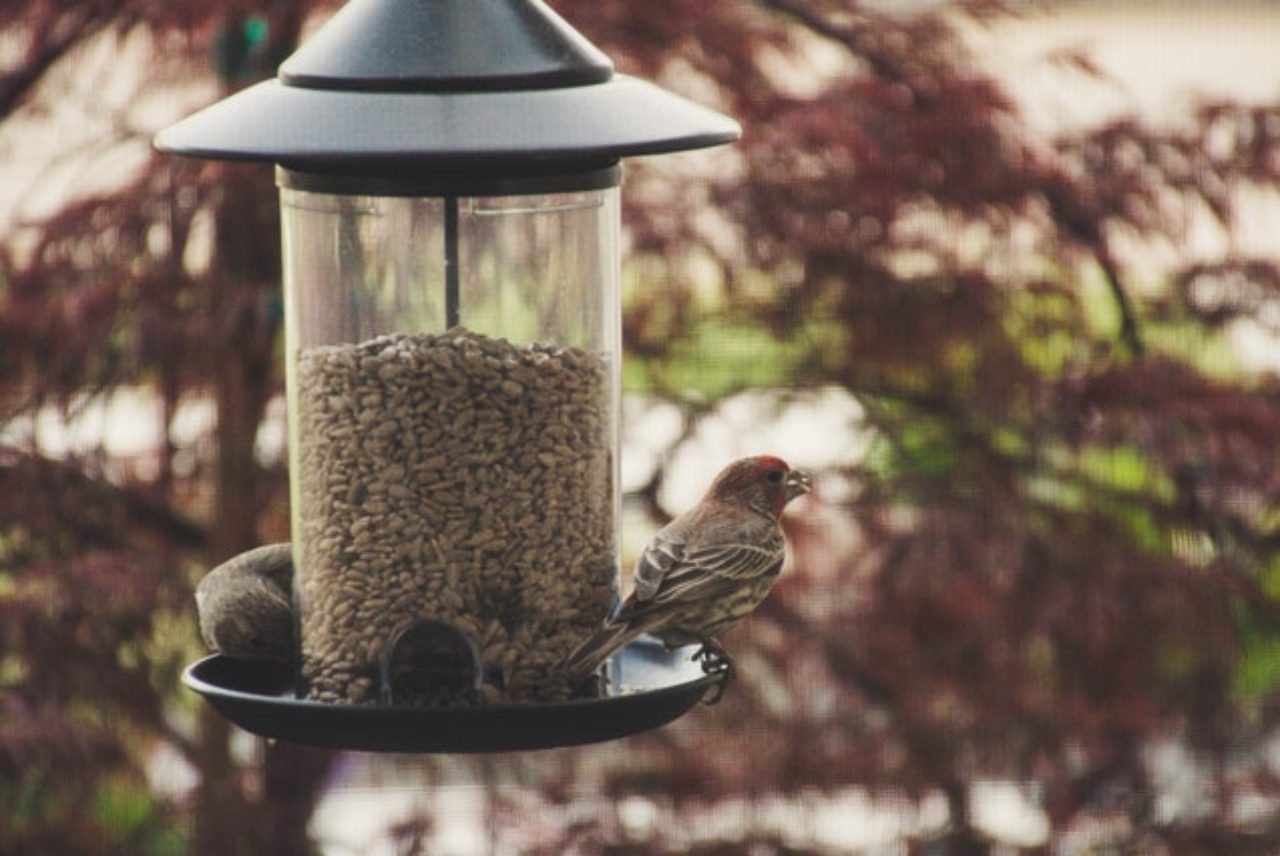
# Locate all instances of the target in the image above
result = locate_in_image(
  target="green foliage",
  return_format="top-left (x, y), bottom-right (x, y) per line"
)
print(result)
top-left (862, 411), bottom-right (960, 484)
top-left (1234, 630), bottom-right (1280, 701)
top-left (94, 778), bottom-right (188, 856)
top-left (1233, 560), bottom-right (1280, 700)
top-left (623, 312), bottom-right (813, 399)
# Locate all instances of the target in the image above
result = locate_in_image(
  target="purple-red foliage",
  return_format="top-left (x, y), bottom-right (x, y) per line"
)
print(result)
top-left (2, 3), bottom-right (303, 852)
top-left (559, 0), bottom-right (1280, 847)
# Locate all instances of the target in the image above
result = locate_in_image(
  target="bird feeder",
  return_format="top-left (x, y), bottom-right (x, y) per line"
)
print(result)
top-left (158, 0), bottom-right (738, 751)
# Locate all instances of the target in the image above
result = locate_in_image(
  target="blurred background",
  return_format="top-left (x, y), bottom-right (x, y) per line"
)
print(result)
top-left (3, 0), bottom-right (1280, 853)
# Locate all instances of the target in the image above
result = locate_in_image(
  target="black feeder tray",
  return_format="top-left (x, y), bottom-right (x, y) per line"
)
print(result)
top-left (183, 639), bottom-right (726, 753)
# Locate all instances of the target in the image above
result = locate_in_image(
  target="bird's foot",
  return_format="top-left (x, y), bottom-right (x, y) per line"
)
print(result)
top-left (691, 639), bottom-right (735, 705)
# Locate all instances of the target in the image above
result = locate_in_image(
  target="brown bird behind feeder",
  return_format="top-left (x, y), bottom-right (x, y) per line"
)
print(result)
top-left (195, 543), bottom-right (296, 664)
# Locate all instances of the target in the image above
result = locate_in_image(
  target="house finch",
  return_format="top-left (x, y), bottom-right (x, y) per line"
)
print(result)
top-left (195, 542), bottom-right (296, 664)
top-left (561, 455), bottom-right (811, 683)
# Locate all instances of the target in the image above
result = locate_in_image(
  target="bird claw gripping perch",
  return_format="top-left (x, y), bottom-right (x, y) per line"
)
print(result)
top-left (693, 641), bottom-right (735, 705)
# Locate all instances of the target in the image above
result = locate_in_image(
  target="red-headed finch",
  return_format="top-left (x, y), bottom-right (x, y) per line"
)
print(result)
top-left (561, 455), bottom-right (811, 680)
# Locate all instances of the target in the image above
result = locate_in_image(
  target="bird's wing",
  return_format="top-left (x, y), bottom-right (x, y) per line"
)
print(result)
top-left (627, 527), bottom-right (784, 613)
top-left (680, 536), bottom-right (784, 581)
top-left (630, 535), bottom-right (682, 602)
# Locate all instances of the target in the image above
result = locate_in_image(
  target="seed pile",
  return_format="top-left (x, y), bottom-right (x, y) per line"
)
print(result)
top-left (295, 327), bottom-right (617, 705)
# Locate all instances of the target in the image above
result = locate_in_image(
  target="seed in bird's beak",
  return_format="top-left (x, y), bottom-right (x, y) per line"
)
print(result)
top-left (785, 469), bottom-right (813, 499)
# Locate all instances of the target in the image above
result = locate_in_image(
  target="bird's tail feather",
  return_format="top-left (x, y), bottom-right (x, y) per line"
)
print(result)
top-left (559, 622), bottom-right (644, 677)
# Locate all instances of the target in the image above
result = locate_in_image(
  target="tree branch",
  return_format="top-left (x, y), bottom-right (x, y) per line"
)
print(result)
top-left (754, 0), bottom-right (904, 83)
top-left (0, 7), bottom-right (117, 120)
top-left (1093, 240), bottom-right (1145, 359)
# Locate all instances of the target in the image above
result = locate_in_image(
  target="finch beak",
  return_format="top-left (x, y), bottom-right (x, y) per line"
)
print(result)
top-left (784, 469), bottom-right (813, 501)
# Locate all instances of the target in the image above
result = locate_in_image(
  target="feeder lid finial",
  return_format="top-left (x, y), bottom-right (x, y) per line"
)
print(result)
top-left (280, 0), bottom-right (613, 93)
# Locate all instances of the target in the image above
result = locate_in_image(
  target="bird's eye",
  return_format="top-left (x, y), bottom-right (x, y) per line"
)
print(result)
top-left (766, 470), bottom-right (784, 484)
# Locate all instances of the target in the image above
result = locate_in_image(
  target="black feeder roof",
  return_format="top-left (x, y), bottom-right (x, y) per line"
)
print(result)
top-left (154, 0), bottom-right (741, 176)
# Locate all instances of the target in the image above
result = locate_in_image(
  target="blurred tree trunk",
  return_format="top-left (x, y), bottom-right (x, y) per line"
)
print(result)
top-left (260, 742), bottom-right (335, 854)
top-left (193, 157), bottom-right (333, 852)
top-left (193, 711), bottom-right (239, 856)
top-left (188, 5), bottom-right (331, 849)
top-left (193, 345), bottom-right (268, 854)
